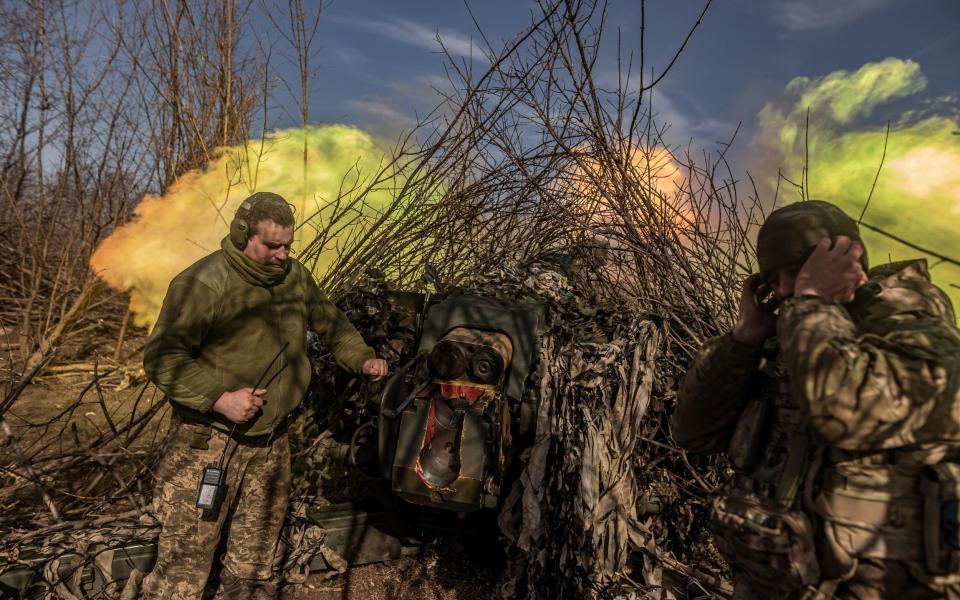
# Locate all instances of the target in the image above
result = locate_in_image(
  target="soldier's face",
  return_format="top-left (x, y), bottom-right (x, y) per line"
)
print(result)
top-left (244, 220), bottom-right (294, 266)
top-left (769, 268), bottom-right (800, 301)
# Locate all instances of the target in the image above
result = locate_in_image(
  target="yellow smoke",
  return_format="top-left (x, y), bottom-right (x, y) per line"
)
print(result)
top-left (91, 125), bottom-right (398, 329)
top-left (753, 58), bottom-right (960, 314)
top-left (565, 144), bottom-right (687, 291)
top-left (572, 144), bottom-right (687, 224)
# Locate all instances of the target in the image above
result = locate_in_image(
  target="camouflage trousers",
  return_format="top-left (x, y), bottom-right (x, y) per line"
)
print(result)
top-left (140, 417), bottom-right (291, 599)
top-left (733, 559), bottom-right (960, 600)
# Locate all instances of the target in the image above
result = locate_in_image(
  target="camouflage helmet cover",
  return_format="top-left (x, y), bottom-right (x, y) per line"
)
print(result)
top-left (756, 200), bottom-right (868, 280)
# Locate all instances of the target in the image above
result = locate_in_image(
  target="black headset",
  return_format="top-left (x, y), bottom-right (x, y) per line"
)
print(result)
top-left (229, 199), bottom-right (255, 250)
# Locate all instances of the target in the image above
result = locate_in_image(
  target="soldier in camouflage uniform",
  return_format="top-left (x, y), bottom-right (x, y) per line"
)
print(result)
top-left (140, 192), bottom-right (388, 598)
top-left (673, 201), bottom-right (960, 599)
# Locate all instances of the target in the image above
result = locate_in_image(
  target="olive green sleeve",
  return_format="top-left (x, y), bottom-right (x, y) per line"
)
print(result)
top-left (673, 333), bottom-right (764, 454)
top-left (306, 278), bottom-right (376, 374)
top-left (143, 277), bottom-right (225, 411)
top-left (778, 296), bottom-right (960, 450)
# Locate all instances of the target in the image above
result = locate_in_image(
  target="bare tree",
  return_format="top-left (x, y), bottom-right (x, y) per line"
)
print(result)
top-left (263, 0), bottom-right (325, 209)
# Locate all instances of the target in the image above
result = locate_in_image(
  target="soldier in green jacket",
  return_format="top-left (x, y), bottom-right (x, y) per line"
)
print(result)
top-left (673, 201), bottom-right (960, 599)
top-left (140, 192), bottom-right (388, 599)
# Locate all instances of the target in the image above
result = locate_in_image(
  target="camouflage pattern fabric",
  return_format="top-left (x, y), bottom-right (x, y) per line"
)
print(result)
top-left (674, 260), bottom-right (960, 598)
top-left (672, 332), bottom-right (766, 454)
top-left (778, 260), bottom-right (960, 450)
top-left (823, 558), bottom-right (960, 600)
top-left (140, 416), bottom-right (290, 599)
top-left (731, 559), bottom-right (960, 600)
top-left (728, 560), bottom-right (960, 600)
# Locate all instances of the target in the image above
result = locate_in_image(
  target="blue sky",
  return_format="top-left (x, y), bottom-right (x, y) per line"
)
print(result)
top-left (87, 1), bottom-right (960, 318)
top-left (272, 0), bottom-right (959, 159)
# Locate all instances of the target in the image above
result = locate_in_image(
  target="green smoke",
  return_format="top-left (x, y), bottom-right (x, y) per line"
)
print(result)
top-left (756, 58), bottom-right (960, 316)
top-left (91, 125), bottom-right (404, 328)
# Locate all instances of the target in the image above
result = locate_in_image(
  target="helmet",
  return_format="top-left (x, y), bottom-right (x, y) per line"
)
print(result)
top-left (757, 200), bottom-right (868, 280)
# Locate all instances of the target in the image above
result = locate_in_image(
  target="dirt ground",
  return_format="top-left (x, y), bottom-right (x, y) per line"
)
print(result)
top-left (3, 374), bottom-right (501, 599)
top-left (290, 545), bottom-right (500, 600)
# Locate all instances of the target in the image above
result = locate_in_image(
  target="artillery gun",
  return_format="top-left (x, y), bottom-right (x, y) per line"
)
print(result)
top-left (0, 286), bottom-right (547, 596)
top-left (374, 292), bottom-right (544, 513)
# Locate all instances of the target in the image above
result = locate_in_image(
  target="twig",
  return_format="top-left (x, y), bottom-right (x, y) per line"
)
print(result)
top-left (860, 222), bottom-right (960, 268)
top-left (640, 0), bottom-right (712, 92)
top-left (1, 416), bottom-right (62, 522)
top-left (0, 353), bottom-right (53, 419)
top-left (653, 549), bottom-right (733, 598)
top-left (803, 106), bottom-right (810, 201)
top-left (859, 121), bottom-right (891, 224)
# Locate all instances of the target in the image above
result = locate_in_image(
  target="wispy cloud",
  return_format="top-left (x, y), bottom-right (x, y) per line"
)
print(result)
top-left (328, 14), bottom-right (484, 61)
top-left (772, 0), bottom-right (889, 32)
top-left (911, 31), bottom-right (960, 60)
top-left (650, 88), bottom-right (737, 148)
top-left (386, 74), bottom-right (455, 107)
top-left (347, 99), bottom-right (417, 130)
top-left (332, 47), bottom-right (366, 65)
top-left (590, 68), bottom-right (735, 148)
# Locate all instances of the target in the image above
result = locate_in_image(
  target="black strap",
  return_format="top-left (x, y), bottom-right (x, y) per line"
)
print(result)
top-left (216, 341), bottom-right (289, 469)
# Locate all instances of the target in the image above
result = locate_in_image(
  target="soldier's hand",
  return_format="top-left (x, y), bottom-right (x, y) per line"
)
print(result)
top-left (795, 236), bottom-right (868, 303)
top-left (212, 388), bottom-right (267, 424)
top-left (361, 358), bottom-right (389, 381)
top-left (732, 273), bottom-right (778, 345)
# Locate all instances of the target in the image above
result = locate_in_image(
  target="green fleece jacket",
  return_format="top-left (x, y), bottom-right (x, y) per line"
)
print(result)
top-left (144, 236), bottom-right (375, 436)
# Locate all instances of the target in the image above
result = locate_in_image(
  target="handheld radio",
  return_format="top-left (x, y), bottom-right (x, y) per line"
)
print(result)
top-left (196, 463), bottom-right (226, 511)
top-left (195, 342), bottom-right (289, 513)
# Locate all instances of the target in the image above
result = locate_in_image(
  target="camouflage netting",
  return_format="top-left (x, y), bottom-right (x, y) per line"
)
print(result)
top-left (319, 263), bottom-right (734, 599)
top-left (491, 267), bottom-right (665, 598)
top-left (480, 274), bottom-right (728, 599)
top-left (498, 278), bottom-right (662, 597)
top-left (0, 375), bottom-right (168, 598)
top-left (0, 261), bottom-right (732, 599)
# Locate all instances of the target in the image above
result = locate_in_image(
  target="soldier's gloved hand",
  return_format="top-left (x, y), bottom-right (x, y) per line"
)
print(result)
top-left (361, 358), bottom-right (389, 381)
top-left (732, 273), bottom-right (778, 345)
top-left (795, 236), bottom-right (868, 304)
top-left (212, 388), bottom-right (267, 424)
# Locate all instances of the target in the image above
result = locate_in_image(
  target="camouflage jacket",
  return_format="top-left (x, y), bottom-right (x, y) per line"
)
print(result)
top-left (673, 259), bottom-right (960, 457)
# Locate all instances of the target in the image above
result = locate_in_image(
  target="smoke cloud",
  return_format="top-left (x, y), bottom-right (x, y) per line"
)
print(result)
top-left (90, 125), bottom-right (398, 329)
top-left (752, 57), bottom-right (960, 313)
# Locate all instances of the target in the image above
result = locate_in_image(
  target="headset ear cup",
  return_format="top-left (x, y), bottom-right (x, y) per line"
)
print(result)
top-left (230, 218), bottom-right (249, 249)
